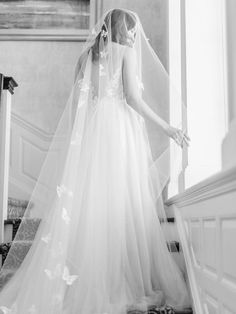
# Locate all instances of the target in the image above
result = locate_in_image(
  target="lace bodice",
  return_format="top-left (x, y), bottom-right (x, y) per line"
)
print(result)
top-left (105, 67), bottom-right (124, 99)
top-left (78, 67), bottom-right (124, 103)
top-left (77, 43), bottom-right (127, 109)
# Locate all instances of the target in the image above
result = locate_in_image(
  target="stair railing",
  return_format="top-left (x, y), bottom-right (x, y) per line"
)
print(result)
top-left (0, 74), bottom-right (18, 243)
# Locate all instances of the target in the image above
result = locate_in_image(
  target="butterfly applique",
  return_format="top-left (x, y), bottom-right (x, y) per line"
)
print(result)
top-left (62, 266), bottom-right (78, 286)
top-left (56, 185), bottom-right (73, 198)
top-left (99, 64), bottom-right (106, 76)
top-left (71, 132), bottom-right (82, 146)
top-left (41, 233), bottom-right (51, 244)
top-left (100, 50), bottom-right (108, 58)
top-left (56, 185), bottom-right (66, 198)
top-left (61, 207), bottom-right (70, 225)
top-left (44, 264), bottom-right (62, 280)
top-left (136, 75), bottom-right (144, 90)
top-left (80, 83), bottom-right (90, 93)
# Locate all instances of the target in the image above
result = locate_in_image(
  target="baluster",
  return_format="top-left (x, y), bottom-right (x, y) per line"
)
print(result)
top-left (0, 74), bottom-right (18, 243)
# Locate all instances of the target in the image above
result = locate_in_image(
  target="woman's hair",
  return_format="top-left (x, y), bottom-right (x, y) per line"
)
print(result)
top-left (90, 9), bottom-right (137, 61)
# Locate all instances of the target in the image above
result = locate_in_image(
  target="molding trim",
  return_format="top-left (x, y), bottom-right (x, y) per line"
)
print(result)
top-left (165, 166), bottom-right (236, 207)
top-left (11, 112), bottom-right (65, 142)
top-left (9, 175), bottom-right (33, 199)
top-left (0, 29), bottom-right (89, 42)
top-left (20, 135), bottom-right (51, 183)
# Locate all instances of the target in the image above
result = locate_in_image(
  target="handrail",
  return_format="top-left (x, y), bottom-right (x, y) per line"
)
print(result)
top-left (0, 73), bottom-right (18, 243)
top-left (165, 165), bottom-right (236, 207)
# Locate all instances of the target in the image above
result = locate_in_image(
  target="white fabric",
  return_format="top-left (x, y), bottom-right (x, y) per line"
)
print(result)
top-left (0, 8), bottom-right (190, 313)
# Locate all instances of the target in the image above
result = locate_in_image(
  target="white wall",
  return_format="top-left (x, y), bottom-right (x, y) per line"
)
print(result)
top-left (0, 41), bottom-right (83, 135)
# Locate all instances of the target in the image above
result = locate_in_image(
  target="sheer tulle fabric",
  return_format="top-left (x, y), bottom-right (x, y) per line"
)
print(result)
top-left (0, 8), bottom-right (190, 313)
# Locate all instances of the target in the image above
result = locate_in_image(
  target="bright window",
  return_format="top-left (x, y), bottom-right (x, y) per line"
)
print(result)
top-left (168, 0), bottom-right (228, 194)
top-left (185, 0), bottom-right (228, 187)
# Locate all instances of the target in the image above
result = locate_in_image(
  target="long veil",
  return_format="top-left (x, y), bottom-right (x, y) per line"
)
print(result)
top-left (0, 8), bottom-right (188, 313)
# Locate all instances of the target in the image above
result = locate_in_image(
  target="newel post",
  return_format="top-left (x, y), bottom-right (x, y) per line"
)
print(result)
top-left (0, 74), bottom-right (18, 243)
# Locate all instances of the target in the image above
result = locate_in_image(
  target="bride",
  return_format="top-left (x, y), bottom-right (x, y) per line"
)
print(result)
top-left (0, 8), bottom-right (190, 314)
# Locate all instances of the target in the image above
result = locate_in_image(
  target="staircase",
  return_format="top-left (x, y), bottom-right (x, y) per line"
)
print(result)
top-left (0, 198), bottom-right (41, 291)
top-left (0, 197), bottom-right (193, 314)
top-left (0, 200), bottom-right (184, 268)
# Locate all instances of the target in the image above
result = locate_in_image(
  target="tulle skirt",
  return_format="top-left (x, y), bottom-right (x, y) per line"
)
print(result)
top-left (0, 97), bottom-right (190, 313)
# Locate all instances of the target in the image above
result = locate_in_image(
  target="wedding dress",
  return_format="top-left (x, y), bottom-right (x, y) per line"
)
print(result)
top-left (0, 8), bottom-right (190, 314)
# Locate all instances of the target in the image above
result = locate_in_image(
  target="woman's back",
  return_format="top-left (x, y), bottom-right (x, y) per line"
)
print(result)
top-left (77, 42), bottom-right (127, 101)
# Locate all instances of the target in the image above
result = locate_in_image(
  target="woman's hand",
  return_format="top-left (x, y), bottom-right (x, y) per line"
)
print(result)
top-left (164, 125), bottom-right (190, 148)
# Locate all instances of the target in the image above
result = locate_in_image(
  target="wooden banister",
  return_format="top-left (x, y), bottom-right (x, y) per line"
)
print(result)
top-left (0, 74), bottom-right (18, 243)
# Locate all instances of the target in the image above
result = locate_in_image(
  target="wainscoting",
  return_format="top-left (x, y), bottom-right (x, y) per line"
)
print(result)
top-left (9, 112), bottom-right (63, 200)
top-left (166, 166), bottom-right (236, 314)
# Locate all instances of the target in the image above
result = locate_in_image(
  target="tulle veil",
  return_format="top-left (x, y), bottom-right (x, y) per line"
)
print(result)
top-left (0, 7), bottom-right (188, 312)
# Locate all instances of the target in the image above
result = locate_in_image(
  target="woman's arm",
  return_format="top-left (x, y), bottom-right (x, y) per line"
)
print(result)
top-left (122, 47), bottom-right (169, 132)
top-left (122, 47), bottom-right (190, 147)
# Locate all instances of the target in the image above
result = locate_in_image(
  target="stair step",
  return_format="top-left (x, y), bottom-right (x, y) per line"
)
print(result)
top-left (4, 218), bottom-right (179, 248)
top-left (4, 218), bottom-right (41, 241)
top-left (0, 242), bottom-right (11, 266)
top-left (159, 217), bottom-right (175, 223)
top-left (4, 216), bottom-right (177, 244)
top-left (1, 216), bottom-right (181, 273)
top-left (4, 218), bottom-right (22, 241)
top-left (1, 217), bottom-right (40, 267)
top-left (0, 269), bottom-right (16, 291)
top-left (175, 310), bottom-right (193, 314)
top-left (7, 197), bottom-right (33, 219)
top-left (167, 241), bottom-right (180, 252)
top-left (127, 305), bottom-right (192, 313)
top-left (0, 240), bottom-right (33, 269)
top-left (0, 239), bottom-right (181, 270)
